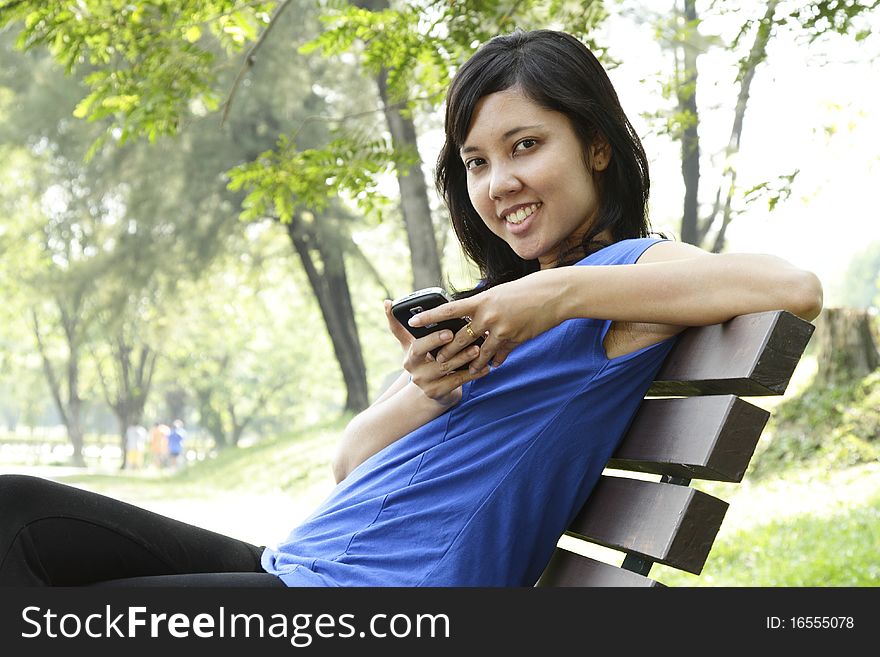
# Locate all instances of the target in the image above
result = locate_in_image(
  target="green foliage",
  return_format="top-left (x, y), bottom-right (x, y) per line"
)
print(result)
top-left (227, 131), bottom-right (403, 222)
top-left (654, 488), bottom-right (880, 586)
top-left (301, 0), bottom-right (612, 108)
top-left (749, 370), bottom-right (880, 481)
top-left (783, 0), bottom-right (880, 42)
top-left (741, 169), bottom-right (800, 212)
top-left (1, 0), bottom-right (276, 148)
top-left (301, 4), bottom-right (446, 106)
top-left (1, 0), bottom-right (616, 234)
top-left (156, 236), bottom-right (347, 449)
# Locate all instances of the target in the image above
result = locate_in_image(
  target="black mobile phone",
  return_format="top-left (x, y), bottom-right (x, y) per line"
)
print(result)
top-left (391, 287), bottom-right (484, 369)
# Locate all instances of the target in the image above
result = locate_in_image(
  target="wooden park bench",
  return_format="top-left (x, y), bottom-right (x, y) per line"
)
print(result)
top-left (536, 309), bottom-right (816, 587)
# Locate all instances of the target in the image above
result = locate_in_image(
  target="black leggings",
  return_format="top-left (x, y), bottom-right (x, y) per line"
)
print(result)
top-left (0, 474), bottom-right (286, 587)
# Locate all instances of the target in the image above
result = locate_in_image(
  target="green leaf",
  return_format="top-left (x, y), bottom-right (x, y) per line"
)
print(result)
top-left (184, 26), bottom-right (202, 43)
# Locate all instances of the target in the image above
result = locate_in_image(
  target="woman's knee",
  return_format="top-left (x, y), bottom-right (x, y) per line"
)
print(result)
top-left (0, 474), bottom-right (52, 498)
top-left (0, 474), bottom-right (66, 523)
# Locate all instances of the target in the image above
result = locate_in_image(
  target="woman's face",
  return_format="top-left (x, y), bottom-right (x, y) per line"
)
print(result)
top-left (460, 87), bottom-right (609, 268)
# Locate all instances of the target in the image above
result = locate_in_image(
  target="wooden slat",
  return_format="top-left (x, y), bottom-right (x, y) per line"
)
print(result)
top-left (536, 548), bottom-right (660, 587)
top-left (566, 476), bottom-right (728, 575)
top-left (607, 395), bottom-right (770, 482)
top-left (647, 310), bottom-right (815, 397)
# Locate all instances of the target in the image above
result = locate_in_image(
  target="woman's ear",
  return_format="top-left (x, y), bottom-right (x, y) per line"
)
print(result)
top-left (590, 137), bottom-right (612, 172)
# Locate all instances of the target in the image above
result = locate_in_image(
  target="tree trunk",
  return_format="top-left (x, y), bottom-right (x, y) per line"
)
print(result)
top-left (678, 0), bottom-right (701, 246)
top-left (95, 338), bottom-right (157, 469)
top-left (355, 0), bottom-right (443, 291)
top-left (697, 0), bottom-right (779, 251)
top-left (195, 387), bottom-right (229, 449)
top-left (32, 306), bottom-right (86, 467)
top-left (286, 216), bottom-right (369, 413)
top-left (813, 307), bottom-right (880, 388)
top-left (375, 68), bottom-right (443, 289)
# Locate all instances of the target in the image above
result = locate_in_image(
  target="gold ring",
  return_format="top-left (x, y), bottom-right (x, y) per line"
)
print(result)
top-left (464, 323), bottom-right (477, 340)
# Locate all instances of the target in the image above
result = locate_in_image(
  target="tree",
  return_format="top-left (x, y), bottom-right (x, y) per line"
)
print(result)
top-left (0, 1), bottom-right (619, 418)
top-left (0, 30), bottom-right (239, 457)
top-left (0, 0), bottom-right (386, 413)
top-left (157, 229), bottom-right (343, 449)
top-left (641, 0), bottom-right (878, 251)
top-left (647, 0), bottom-right (786, 250)
top-left (92, 323), bottom-right (159, 467)
top-left (28, 216), bottom-right (102, 467)
top-left (300, 0), bottom-right (612, 284)
top-left (812, 307), bottom-right (879, 388)
top-left (346, 0), bottom-right (443, 291)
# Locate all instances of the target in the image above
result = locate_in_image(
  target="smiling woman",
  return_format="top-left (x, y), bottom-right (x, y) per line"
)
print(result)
top-left (0, 29), bottom-right (823, 589)
top-left (458, 89), bottom-right (610, 268)
top-left (437, 29), bottom-right (652, 283)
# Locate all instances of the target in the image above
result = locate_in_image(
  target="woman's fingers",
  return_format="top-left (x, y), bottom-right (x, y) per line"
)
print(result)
top-left (408, 298), bottom-right (474, 329)
top-left (489, 345), bottom-right (514, 368)
top-left (436, 343), bottom-right (482, 375)
top-left (435, 321), bottom-right (487, 364)
top-left (460, 333), bottom-right (500, 373)
top-left (423, 361), bottom-right (491, 398)
top-left (410, 329), bottom-right (455, 364)
top-left (384, 300), bottom-right (414, 348)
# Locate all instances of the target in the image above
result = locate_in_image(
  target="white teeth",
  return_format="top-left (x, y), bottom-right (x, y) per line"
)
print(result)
top-left (505, 203), bottom-right (540, 225)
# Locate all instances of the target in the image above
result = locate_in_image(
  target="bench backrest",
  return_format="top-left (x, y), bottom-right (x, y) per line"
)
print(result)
top-left (536, 310), bottom-right (816, 586)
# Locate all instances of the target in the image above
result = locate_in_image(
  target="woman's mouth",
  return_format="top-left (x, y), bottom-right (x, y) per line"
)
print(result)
top-left (504, 202), bottom-right (541, 225)
top-left (503, 202), bottom-right (541, 234)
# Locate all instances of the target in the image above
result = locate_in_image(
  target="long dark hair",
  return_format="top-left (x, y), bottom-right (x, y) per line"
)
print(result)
top-left (436, 29), bottom-right (653, 297)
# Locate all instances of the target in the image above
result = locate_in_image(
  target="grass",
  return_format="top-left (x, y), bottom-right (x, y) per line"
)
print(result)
top-left (651, 463), bottom-right (880, 586)
top-left (747, 368), bottom-right (880, 481)
top-left (58, 414), bottom-right (349, 502)
top-left (660, 499), bottom-right (880, 586)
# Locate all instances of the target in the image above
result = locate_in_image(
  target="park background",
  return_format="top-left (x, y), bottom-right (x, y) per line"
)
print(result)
top-left (0, 0), bottom-right (877, 586)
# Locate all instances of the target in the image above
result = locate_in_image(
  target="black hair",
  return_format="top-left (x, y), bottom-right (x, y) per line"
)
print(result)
top-left (435, 29), bottom-right (654, 297)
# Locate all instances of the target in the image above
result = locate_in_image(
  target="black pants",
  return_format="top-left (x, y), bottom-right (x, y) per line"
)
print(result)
top-left (0, 474), bottom-right (286, 587)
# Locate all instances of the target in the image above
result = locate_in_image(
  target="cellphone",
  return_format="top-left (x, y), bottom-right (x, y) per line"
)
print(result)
top-left (391, 287), bottom-right (484, 368)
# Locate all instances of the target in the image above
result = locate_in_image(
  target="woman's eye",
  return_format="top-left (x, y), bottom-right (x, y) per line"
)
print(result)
top-left (514, 138), bottom-right (537, 152)
top-left (465, 158), bottom-right (486, 170)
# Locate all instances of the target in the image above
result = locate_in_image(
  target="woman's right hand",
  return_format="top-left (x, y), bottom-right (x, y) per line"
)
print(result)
top-left (384, 300), bottom-right (489, 407)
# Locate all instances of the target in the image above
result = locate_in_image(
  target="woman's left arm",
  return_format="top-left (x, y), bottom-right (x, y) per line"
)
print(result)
top-left (410, 241), bottom-right (823, 372)
top-left (556, 241), bottom-right (823, 326)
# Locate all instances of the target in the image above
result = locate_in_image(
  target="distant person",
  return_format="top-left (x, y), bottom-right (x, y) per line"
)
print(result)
top-left (148, 422), bottom-right (169, 470)
top-left (166, 420), bottom-right (186, 469)
top-left (124, 424), bottom-right (147, 470)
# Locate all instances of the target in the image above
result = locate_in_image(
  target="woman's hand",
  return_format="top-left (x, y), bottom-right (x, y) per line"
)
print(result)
top-left (384, 300), bottom-right (490, 407)
top-left (407, 274), bottom-right (563, 374)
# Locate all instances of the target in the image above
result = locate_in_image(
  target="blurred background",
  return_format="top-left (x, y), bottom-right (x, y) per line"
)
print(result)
top-left (0, 0), bottom-right (877, 585)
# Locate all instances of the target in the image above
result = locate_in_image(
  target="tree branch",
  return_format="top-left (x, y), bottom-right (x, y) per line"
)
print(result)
top-left (697, 0), bottom-right (778, 247)
top-left (31, 309), bottom-right (69, 428)
top-left (0, 0), bottom-right (28, 15)
top-left (289, 94), bottom-right (434, 141)
top-left (219, 0), bottom-right (294, 127)
top-left (90, 346), bottom-right (117, 414)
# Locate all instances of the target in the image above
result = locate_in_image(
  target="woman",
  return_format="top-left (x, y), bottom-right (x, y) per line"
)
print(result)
top-left (0, 29), bottom-right (821, 587)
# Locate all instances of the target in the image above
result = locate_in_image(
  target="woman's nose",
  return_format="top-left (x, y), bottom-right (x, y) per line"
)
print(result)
top-left (488, 163), bottom-right (523, 200)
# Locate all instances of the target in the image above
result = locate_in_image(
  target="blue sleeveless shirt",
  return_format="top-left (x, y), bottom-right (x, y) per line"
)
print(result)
top-left (261, 238), bottom-right (677, 586)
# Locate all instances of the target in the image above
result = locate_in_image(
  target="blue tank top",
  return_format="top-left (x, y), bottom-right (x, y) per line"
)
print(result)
top-left (262, 238), bottom-right (678, 586)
